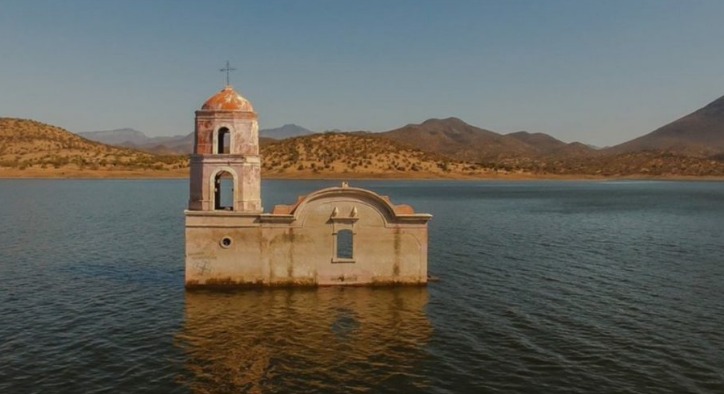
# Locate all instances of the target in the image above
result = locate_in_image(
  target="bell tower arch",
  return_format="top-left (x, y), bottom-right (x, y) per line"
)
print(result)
top-left (188, 85), bottom-right (262, 213)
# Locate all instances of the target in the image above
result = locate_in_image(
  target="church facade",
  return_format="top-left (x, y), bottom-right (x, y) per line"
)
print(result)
top-left (185, 85), bottom-right (432, 287)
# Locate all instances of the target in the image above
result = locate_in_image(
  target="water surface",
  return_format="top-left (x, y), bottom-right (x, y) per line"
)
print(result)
top-left (0, 179), bottom-right (722, 393)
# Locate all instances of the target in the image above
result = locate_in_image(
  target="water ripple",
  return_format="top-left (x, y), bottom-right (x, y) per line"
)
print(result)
top-left (1, 180), bottom-right (723, 392)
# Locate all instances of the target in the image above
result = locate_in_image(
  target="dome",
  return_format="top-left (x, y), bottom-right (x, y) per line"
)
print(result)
top-left (201, 85), bottom-right (254, 111)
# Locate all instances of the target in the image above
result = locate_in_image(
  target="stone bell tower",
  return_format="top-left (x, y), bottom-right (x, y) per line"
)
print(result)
top-left (185, 75), bottom-right (431, 289)
top-left (187, 85), bottom-right (262, 213)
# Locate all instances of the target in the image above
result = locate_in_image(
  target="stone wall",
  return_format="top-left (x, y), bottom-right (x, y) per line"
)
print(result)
top-left (185, 186), bottom-right (431, 287)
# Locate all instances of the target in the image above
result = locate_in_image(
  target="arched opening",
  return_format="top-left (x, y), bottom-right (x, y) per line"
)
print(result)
top-left (216, 127), bottom-right (230, 154)
top-left (213, 171), bottom-right (234, 210)
top-left (336, 230), bottom-right (353, 260)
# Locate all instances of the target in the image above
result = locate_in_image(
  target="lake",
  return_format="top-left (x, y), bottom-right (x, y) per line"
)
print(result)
top-left (0, 179), bottom-right (722, 393)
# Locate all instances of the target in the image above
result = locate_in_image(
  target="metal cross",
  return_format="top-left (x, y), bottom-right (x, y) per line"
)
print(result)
top-left (220, 60), bottom-right (236, 86)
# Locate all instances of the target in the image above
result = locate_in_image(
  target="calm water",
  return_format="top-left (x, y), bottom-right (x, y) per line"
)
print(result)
top-left (0, 179), bottom-right (723, 393)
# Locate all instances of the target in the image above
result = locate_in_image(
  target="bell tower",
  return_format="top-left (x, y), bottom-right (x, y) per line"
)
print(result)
top-left (187, 85), bottom-right (262, 213)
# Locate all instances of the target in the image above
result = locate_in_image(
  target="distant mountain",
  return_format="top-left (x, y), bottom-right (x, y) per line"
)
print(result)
top-left (506, 131), bottom-right (593, 157)
top-left (609, 94), bottom-right (724, 156)
top-left (507, 130), bottom-right (567, 152)
top-left (378, 117), bottom-right (532, 162)
top-left (79, 124), bottom-right (313, 154)
top-left (130, 126), bottom-right (308, 154)
top-left (377, 117), bottom-right (591, 162)
top-left (79, 127), bottom-right (192, 155)
top-left (260, 124), bottom-right (315, 139)
top-left (78, 128), bottom-right (149, 146)
top-left (139, 132), bottom-right (194, 154)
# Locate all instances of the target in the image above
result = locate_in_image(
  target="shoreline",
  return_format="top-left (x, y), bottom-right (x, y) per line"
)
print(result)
top-left (1, 168), bottom-right (723, 182)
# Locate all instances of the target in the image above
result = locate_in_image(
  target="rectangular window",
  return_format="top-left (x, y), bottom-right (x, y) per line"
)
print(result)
top-left (334, 229), bottom-right (354, 262)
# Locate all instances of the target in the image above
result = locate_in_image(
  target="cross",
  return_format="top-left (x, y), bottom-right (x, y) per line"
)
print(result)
top-left (194, 260), bottom-right (212, 275)
top-left (220, 60), bottom-right (236, 86)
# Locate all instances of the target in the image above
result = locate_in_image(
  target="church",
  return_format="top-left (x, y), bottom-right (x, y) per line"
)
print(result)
top-left (185, 84), bottom-right (432, 287)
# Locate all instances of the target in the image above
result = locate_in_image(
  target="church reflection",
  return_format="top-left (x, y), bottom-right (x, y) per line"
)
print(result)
top-left (176, 287), bottom-right (433, 393)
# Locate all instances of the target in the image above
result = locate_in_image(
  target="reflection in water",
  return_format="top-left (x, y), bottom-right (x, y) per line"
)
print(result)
top-left (176, 287), bottom-right (432, 393)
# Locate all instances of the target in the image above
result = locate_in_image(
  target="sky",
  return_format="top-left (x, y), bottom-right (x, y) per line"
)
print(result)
top-left (1, 0), bottom-right (724, 147)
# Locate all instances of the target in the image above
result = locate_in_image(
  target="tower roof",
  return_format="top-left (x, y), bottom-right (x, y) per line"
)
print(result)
top-left (201, 85), bottom-right (254, 112)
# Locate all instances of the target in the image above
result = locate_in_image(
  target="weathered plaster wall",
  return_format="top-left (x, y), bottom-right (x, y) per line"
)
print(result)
top-left (189, 110), bottom-right (261, 213)
top-left (188, 156), bottom-right (262, 212)
top-left (194, 111), bottom-right (258, 155)
top-left (185, 189), bottom-right (430, 287)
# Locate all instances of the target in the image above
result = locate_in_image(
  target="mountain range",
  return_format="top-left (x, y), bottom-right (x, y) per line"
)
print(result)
top-left (78, 124), bottom-right (315, 154)
top-left (3, 93), bottom-right (723, 178)
top-left (79, 93), bottom-right (724, 161)
top-left (78, 129), bottom-right (194, 155)
top-left (375, 117), bottom-right (594, 163)
top-left (261, 124), bottom-right (315, 139)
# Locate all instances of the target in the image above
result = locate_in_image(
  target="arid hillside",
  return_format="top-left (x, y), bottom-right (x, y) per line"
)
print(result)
top-left (260, 132), bottom-right (498, 178)
top-left (377, 117), bottom-right (593, 162)
top-left (378, 117), bottom-right (533, 161)
top-left (259, 131), bottom-right (724, 177)
top-left (608, 94), bottom-right (724, 156)
top-left (260, 124), bottom-right (315, 139)
top-left (523, 151), bottom-right (724, 177)
top-left (0, 118), bottom-right (188, 175)
top-left (506, 131), bottom-right (595, 157)
top-left (2, 116), bottom-right (723, 179)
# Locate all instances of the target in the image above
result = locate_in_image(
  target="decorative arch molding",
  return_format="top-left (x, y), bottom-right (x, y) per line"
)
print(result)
top-left (209, 166), bottom-right (239, 211)
top-left (290, 187), bottom-right (400, 223)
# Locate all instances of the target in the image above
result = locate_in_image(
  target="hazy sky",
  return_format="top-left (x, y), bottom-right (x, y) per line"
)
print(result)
top-left (2, 0), bottom-right (723, 146)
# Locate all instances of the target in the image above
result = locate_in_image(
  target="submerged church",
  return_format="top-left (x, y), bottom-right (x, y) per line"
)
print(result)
top-left (185, 84), bottom-right (432, 287)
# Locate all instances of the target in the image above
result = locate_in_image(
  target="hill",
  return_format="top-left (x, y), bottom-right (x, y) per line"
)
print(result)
top-left (260, 132), bottom-right (496, 178)
top-left (260, 124), bottom-right (315, 139)
top-left (506, 131), bottom-right (593, 157)
top-left (4, 109), bottom-right (724, 179)
top-left (79, 124), bottom-right (314, 154)
top-left (0, 118), bottom-right (187, 176)
top-left (523, 151), bottom-right (724, 177)
top-left (377, 117), bottom-right (593, 162)
top-left (137, 132), bottom-right (195, 155)
top-left (378, 117), bottom-right (534, 162)
top-left (78, 128), bottom-right (149, 146)
top-left (609, 94), bottom-right (724, 156)
top-left (259, 131), bottom-right (724, 178)
top-left (79, 128), bottom-right (193, 154)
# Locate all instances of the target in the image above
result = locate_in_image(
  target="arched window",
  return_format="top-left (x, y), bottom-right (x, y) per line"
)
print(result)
top-left (336, 230), bottom-right (353, 260)
top-left (213, 171), bottom-right (234, 210)
top-left (216, 127), bottom-right (230, 154)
